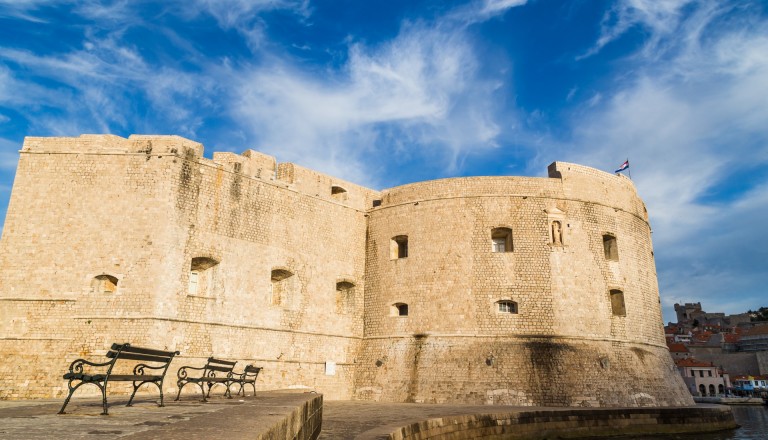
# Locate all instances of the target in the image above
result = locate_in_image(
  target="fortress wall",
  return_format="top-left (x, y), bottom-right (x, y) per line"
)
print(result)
top-left (354, 337), bottom-right (688, 406)
top-left (355, 169), bottom-right (691, 406)
top-left (0, 134), bottom-right (691, 406)
top-left (0, 135), bottom-right (375, 399)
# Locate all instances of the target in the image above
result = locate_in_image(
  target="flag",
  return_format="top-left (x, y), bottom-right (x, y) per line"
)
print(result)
top-left (615, 160), bottom-right (629, 173)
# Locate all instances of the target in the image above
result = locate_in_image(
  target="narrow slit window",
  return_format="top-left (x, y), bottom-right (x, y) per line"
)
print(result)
top-left (92, 274), bottom-right (118, 293)
top-left (189, 257), bottom-right (219, 296)
top-left (496, 300), bottom-right (518, 314)
top-left (270, 268), bottom-right (294, 306)
top-left (390, 235), bottom-right (408, 259)
top-left (331, 185), bottom-right (348, 201)
top-left (610, 289), bottom-right (626, 316)
top-left (491, 227), bottom-right (513, 253)
top-left (335, 280), bottom-right (356, 314)
top-left (392, 302), bottom-right (409, 316)
top-left (603, 235), bottom-right (618, 261)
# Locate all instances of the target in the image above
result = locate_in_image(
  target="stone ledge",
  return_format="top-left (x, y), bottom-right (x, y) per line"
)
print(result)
top-left (383, 406), bottom-right (736, 440)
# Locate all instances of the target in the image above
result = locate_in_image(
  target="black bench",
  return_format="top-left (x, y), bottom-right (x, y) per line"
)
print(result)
top-left (232, 365), bottom-right (262, 397)
top-left (59, 343), bottom-right (179, 415)
top-left (175, 357), bottom-right (237, 402)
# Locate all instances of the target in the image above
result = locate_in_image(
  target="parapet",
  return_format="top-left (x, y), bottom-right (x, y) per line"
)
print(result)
top-left (548, 161), bottom-right (647, 220)
top-left (276, 162), bottom-right (380, 210)
top-left (21, 134), bottom-right (203, 157)
top-left (20, 134), bottom-right (379, 211)
top-left (212, 150), bottom-right (277, 180)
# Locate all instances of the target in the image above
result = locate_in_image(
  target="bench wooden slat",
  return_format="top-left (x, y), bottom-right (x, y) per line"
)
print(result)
top-left (208, 358), bottom-right (237, 366)
top-left (109, 374), bottom-right (163, 381)
top-left (123, 346), bottom-right (179, 358)
top-left (207, 365), bottom-right (234, 372)
top-left (106, 351), bottom-right (175, 363)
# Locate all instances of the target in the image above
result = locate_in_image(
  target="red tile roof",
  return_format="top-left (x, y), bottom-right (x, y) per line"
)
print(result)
top-left (692, 333), bottom-right (712, 343)
top-left (667, 343), bottom-right (689, 353)
top-left (675, 358), bottom-right (715, 368)
top-left (743, 324), bottom-right (768, 336)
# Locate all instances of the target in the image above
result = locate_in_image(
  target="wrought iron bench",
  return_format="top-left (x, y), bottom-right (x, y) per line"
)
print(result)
top-left (174, 357), bottom-right (237, 402)
top-left (232, 365), bottom-right (262, 397)
top-left (59, 343), bottom-right (179, 415)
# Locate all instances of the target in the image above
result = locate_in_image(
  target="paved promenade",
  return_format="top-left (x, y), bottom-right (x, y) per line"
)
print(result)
top-left (0, 393), bottom-right (737, 440)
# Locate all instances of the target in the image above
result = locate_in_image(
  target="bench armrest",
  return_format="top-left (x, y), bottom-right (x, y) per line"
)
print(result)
top-left (64, 358), bottom-right (114, 375)
top-left (176, 365), bottom-right (206, 379)
top-left (133, 363), bottom-right (170, 375)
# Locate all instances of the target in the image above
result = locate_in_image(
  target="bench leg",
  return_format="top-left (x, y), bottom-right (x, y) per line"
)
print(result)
top-left (198, 382), bottom-right (207, 402)
top-left (58, 381), bottom-right (85, 414)
top-left (99, 382), bottom-right (109, 415)
top-left (174, 380), bottom-right (186, 401)
top-left (158, 380), bottom-right (166, 407)
top-left (127, 381), bottom-right (142, 407)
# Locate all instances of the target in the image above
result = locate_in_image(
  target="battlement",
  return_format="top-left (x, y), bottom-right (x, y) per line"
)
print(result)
top-left (22, 134), bottom-right (204, 156)
top-left (19, 134), bottom-right (380, 211)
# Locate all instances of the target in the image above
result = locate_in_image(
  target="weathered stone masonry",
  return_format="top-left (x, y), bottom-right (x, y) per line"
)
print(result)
top-left (0, 134), bottom-right (693, 407)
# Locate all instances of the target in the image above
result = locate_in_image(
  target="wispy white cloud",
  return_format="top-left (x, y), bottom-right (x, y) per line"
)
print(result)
top-left (579, 0), bottom-right (698, 59)
top-left (561, 0), bottom-right (768, 320)
top-left (228, 13), bottom-right (509, 186)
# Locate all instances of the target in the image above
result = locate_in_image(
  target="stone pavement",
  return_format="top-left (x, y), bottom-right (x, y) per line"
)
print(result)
top-left (0, 394), bottom-right (737, 440)
top-left (317, 401), bottom-right (534, 439)
top-left (0, 390), bottom-right (320, 440)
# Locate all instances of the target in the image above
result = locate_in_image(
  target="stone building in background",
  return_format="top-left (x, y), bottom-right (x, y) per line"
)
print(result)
top-left (0, 134), bottom-right (693, 407)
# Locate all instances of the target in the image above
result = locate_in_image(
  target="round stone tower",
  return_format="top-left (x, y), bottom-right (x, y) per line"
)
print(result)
top-left (353, 162), bottom-right (693, 407)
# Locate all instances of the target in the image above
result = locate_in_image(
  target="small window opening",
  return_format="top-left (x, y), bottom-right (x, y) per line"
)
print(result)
top-left (491, 227), bottom-right (513, 253)
top-left (603, 235), bottom-right (618, 261)
top-left (190, 257), bottom-right (219, 296)
top-left (390, 235), bottom-right (408, 259)
top-left (496, 300), bottom-right (518, 314)
top-left (336, 280), bottom-right (356, 314)
top-left (270, 268), bottom-right (294, 306)
top-left (92, 274), bottom-right (118, 293)
top-left (610, 289), bottom-right (626, 316)
top-left (392, 302), bottom-right (409, 316)
top-left (331, 185), bottom-right (348, 201)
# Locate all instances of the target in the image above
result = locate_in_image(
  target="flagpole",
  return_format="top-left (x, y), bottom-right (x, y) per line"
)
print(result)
top-left (627, 158), bottom-right (631, 179)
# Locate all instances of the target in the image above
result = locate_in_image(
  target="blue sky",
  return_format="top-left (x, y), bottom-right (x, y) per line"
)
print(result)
top-left (0, 0), bottom-right (766, 323)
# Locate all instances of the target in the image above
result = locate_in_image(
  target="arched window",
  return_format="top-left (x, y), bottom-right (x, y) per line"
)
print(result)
top-left (610, 289), bottom-right (626, 316)
top-left (270, 268), bottom-right (294, 306)
top-left (698, 384), bottom-right (706, 396)
top-left (603, 234), bottom-right (618, 260)
top-left (336, 280), bottom-right (356, 314)
top-left (491, 227), bottom-right (513, 253)
top-left (92, 274), bottom-right (118, 293)
top-left (331, 185), bottom-right (348, 201)
top-left (708, 384), bottom-right (715, 396)
top-left (390, 235), bottom-right (408, 259)
top-left (189, 257), bottom-right (219, 296)
top-left (718, 384), bottom-right (724, 395)
top-left (392, 302), bottom-right (408, 316)
top-left (496, 300), bottom-right (518, 314)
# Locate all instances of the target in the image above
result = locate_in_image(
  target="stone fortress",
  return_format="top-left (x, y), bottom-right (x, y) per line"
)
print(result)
top-left (0, 134), bottom-right (693, 407)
